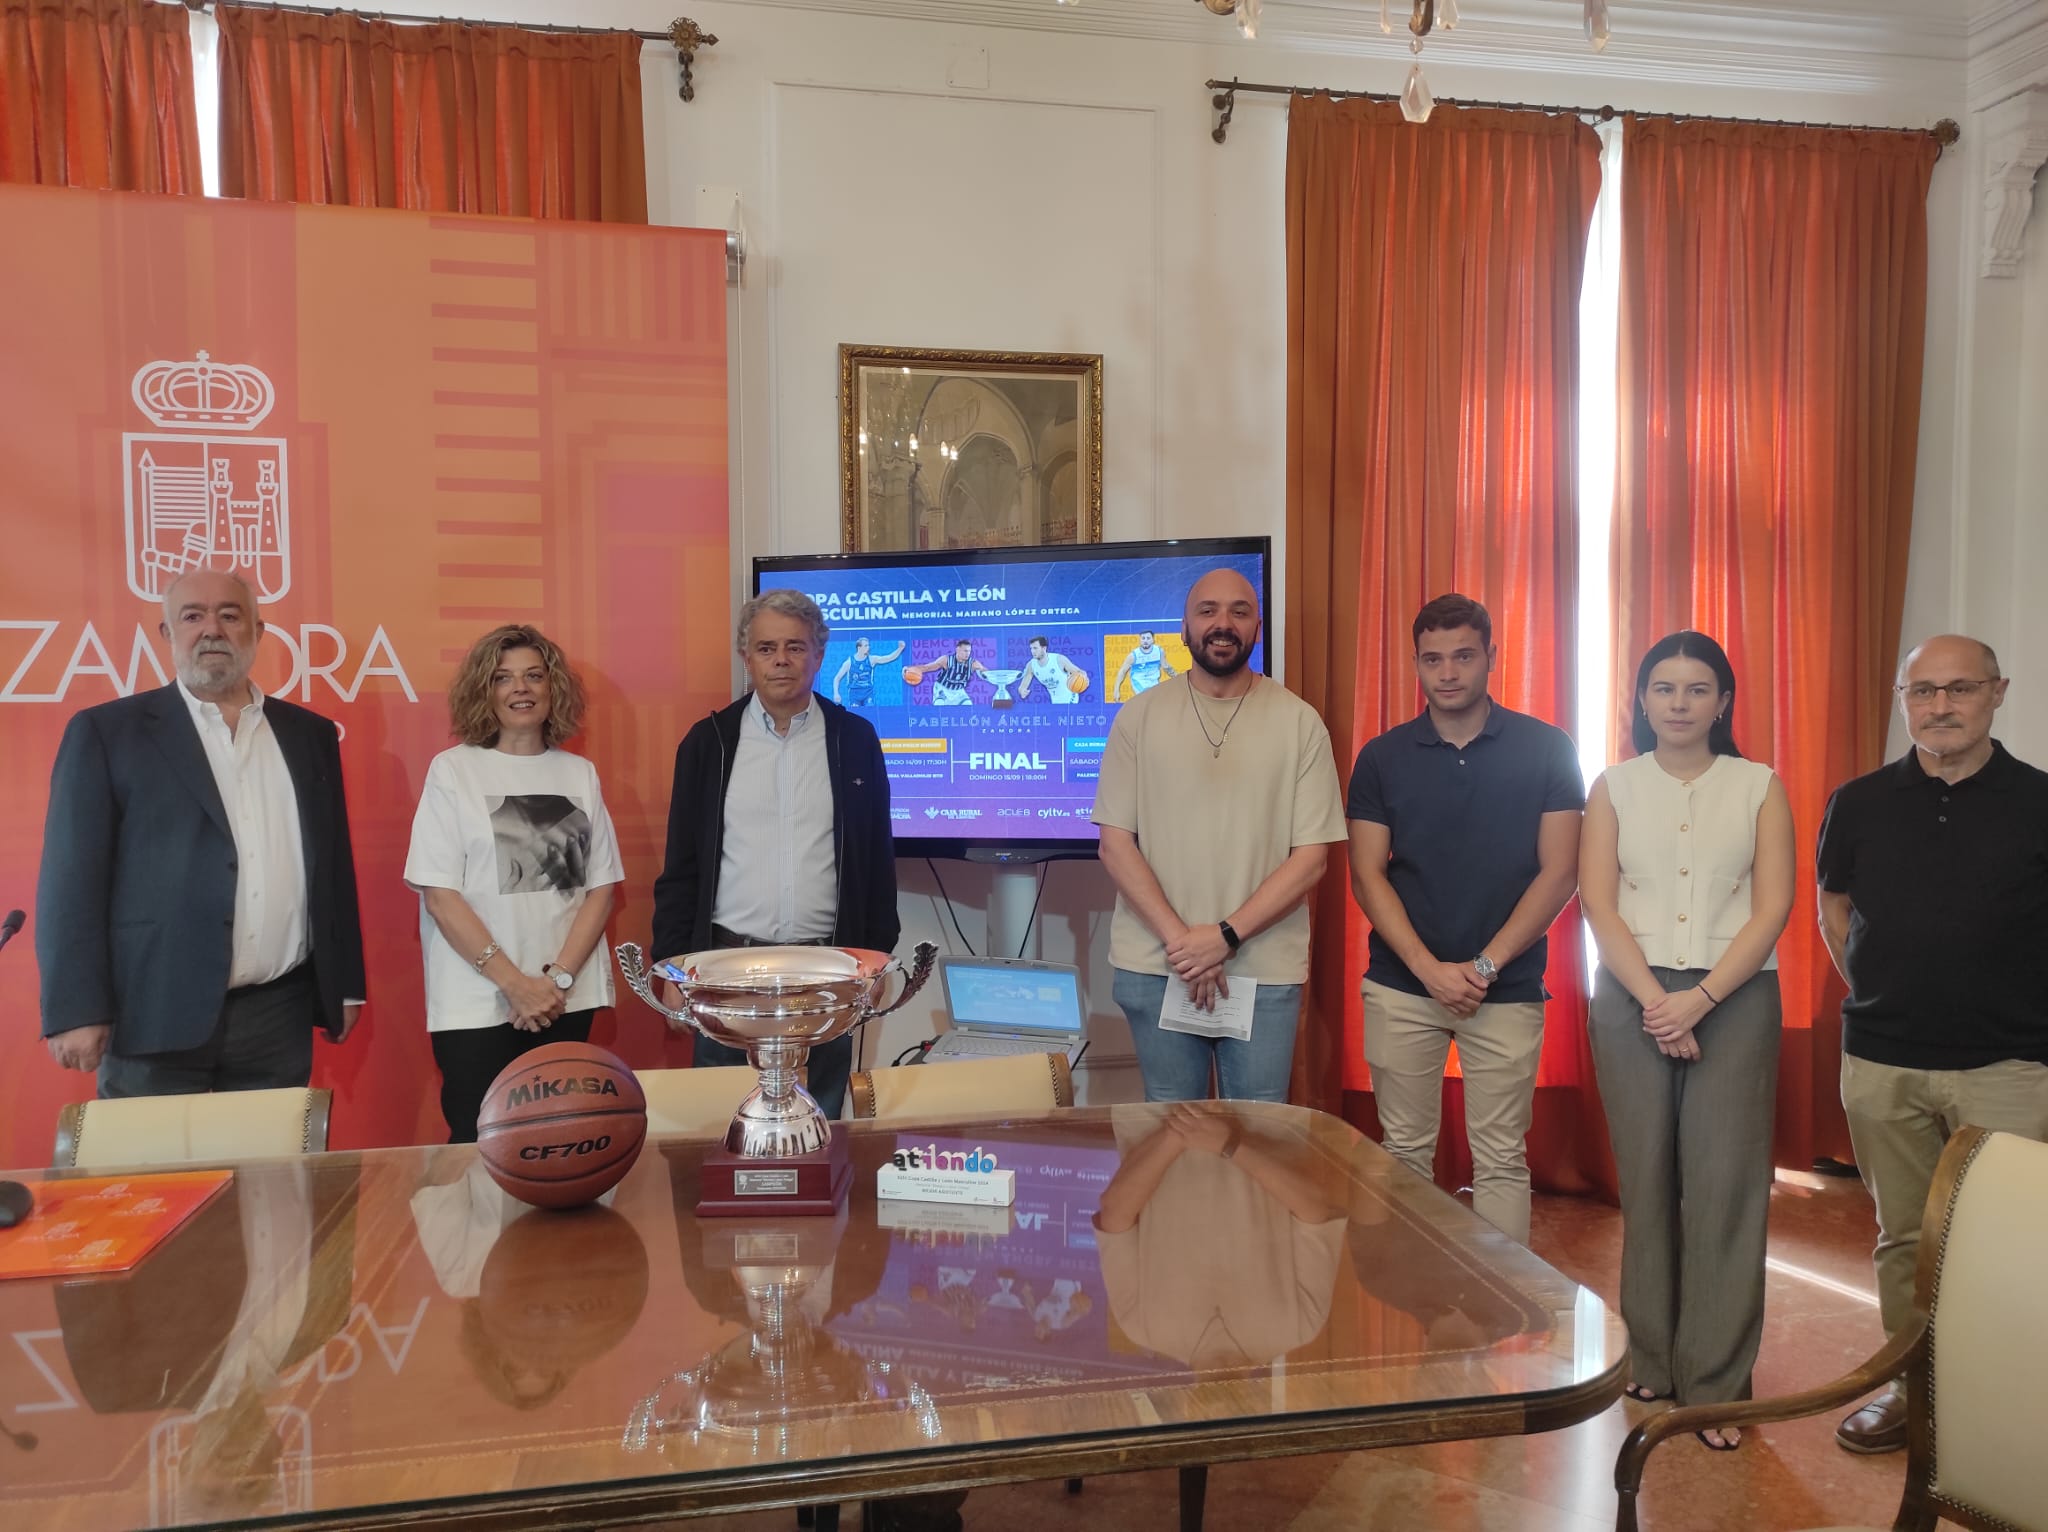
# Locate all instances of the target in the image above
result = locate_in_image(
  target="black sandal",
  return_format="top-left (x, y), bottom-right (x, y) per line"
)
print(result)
top-left (1624, 1383), bottom-right (1668, 1403)
top-left (1695, 1427), bottom-right (1741, 1452)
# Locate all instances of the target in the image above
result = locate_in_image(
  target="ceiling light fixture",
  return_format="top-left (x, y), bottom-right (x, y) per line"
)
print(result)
top-left (1195, 1), bottom-right (1615, 123)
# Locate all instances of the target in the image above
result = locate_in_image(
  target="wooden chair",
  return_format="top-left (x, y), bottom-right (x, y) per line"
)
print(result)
top-left (53, 1087), bottom-right (333, 1168)
top-left (848, 1051), bottom-right (1074, 1122)
top-left (635, 1066), bottom-right (762, 1138)
top-left (1615, 1125), bottom-right (2048, 1532)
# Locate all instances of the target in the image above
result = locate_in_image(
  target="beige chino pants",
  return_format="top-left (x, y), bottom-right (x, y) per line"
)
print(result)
top-left (1363, 978), bottom-right (1546, 1244)
top-left (1841, 1052), bottom-right (2048, 1338)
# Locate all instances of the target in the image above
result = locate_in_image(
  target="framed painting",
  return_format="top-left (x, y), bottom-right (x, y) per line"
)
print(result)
top-left (838, 344), bottom-right (1103, 552)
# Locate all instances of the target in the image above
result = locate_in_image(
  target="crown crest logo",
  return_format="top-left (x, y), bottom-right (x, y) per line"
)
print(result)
top-left (130, 351), bottom-right (275, 432)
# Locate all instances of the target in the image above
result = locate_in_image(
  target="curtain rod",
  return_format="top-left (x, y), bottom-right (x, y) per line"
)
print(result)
top-left (189, 2), bottom-right (720, 99)
top-left (1203, 77), bottom-right (1961, 151)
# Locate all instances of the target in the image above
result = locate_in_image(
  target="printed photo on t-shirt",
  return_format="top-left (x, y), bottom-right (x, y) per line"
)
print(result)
top-left (488, 794), bottom-right (593, 894)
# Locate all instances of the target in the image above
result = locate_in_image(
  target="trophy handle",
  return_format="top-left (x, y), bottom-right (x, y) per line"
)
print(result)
top-left (867, 941), bottom-right (938, 1018)
top-left (616, 942), bottom-right (699, 1028)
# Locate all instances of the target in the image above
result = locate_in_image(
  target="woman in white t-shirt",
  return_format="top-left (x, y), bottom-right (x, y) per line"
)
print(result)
top-left (405, 625), bottom-right (624, 1142)
top-left (1579, 631), bottom-right (1794, 1451)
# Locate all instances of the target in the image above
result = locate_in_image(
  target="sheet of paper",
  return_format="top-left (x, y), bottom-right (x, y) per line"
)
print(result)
top-left (1157, 974), bottom-right (1258, 1040)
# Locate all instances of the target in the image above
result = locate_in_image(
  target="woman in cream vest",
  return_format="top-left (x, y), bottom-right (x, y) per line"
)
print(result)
top-left (1580, 631), bottom-right (1794, 1452)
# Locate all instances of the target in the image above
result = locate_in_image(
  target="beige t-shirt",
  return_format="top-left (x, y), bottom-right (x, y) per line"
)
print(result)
top-left (1092, 673), bottom-right (1348, 984)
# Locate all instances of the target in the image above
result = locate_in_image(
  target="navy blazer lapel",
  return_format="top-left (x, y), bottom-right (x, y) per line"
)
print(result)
top-left (141, 685), bottom-right (231, 839)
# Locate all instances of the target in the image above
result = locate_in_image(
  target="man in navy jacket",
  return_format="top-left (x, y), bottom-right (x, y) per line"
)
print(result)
top-left (651, 590), bottom-right (898, 1119)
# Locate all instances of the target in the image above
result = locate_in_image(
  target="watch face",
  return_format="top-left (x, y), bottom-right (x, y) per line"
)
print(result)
top-left (551, 969), bottom-right (574, 990)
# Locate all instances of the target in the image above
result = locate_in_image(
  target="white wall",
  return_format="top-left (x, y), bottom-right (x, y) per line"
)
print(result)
top-left (465, 0), bottom-right (2030, 1076)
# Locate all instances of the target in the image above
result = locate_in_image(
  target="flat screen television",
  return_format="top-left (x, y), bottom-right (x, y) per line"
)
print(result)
top-left (753, 536), bottom-right (1272, 860)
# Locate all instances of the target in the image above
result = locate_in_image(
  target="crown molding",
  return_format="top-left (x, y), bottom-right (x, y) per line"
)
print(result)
top-left (708, 0), bottom-right (1968, 104)
top-left (1968, 0), bottom-right (2048, 104)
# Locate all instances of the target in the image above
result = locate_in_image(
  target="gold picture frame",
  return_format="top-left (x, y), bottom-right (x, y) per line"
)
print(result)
top-left (838, 344), bottom-right (1104, 553)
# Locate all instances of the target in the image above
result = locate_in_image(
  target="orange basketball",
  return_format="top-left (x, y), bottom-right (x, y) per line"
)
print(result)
top-left (1068, 670), bottom-right (1090, 695)
top-left (902, 665), bottom-right (925, 686)
top-left (477, 1041), bottom-right (648, 1210)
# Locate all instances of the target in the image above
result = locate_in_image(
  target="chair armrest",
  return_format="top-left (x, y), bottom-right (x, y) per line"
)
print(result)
top-left (1613, 1316), bottom-right (1926, 1532)
top-left (849, 1070), bottom-right (877, 1121)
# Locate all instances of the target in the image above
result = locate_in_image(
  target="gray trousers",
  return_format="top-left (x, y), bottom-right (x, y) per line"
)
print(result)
top-left (1588, 964), bottom-right (1781, 1405)
top-left (98, 965), bottom-right (319, 1097)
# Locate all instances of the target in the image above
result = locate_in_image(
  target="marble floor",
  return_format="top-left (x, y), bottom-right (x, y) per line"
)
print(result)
top-left (687, 1172), bottom-right (1918, 1532)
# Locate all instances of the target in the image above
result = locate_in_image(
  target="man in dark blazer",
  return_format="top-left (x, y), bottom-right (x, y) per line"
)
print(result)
top-left (37, 568), bottom-right (367, 1095)
top-left (651, 589), bottom-right (898, 1121)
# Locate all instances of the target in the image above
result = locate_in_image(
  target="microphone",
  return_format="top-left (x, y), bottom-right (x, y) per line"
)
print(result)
top-left (0, 1180), bottom-right (30, 1229)
top-left (0, 909), bottom-right (20, 953)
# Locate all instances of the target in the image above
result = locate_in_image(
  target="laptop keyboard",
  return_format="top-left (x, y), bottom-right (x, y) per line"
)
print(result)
top-left (929, 1034), bottom-right (1060, 1058)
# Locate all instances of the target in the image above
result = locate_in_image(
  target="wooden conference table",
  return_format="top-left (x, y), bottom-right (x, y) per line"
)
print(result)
top-left (0, 1103), bottom-right (1626, 1530)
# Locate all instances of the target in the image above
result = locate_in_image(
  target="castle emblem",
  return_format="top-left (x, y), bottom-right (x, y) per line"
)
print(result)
top-left (123, 352), bottom-right (291, 604)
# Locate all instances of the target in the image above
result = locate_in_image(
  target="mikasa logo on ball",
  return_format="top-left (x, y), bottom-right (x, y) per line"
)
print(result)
top-left (505, 1075), bottom-right (622, 1108)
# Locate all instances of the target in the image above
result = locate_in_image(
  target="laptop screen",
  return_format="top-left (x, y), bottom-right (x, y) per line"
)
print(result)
top-left (941, 960), bottom-right (1085, 1036)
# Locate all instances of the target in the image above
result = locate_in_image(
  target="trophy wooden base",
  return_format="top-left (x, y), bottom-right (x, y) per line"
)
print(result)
top-left (697, 1127), bottom-right (851, 1217)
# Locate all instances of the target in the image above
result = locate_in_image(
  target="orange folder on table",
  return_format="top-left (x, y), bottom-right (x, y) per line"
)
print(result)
top-left (0, 1171), bottom-right (233, 1280)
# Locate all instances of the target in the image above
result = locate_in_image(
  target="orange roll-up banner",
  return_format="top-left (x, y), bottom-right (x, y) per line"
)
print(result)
top-left (0, 184), bottom-right (730, 1169)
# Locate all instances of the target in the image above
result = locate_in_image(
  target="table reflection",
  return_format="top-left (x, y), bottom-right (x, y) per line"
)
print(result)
top-left (51, 1162), bottom-right (358, 1525)
top-left (0, 1104), bottom-right (1622, 1532)
top-left (625, 1203), bottom-right (940, 1459)
top-left (411, 1158), bottom-right (649, 1411)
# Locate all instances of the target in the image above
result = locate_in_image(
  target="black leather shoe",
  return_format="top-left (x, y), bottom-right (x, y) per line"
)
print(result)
top-left (1836, 1390), bottom-right (1908, 1454)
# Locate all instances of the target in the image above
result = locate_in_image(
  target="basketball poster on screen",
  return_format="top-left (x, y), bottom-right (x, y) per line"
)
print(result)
top-left (784, 550), bottom-right (1266, 839)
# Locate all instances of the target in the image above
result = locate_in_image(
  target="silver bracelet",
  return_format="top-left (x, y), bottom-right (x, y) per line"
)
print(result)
top-left (472, 941), bottom-right (501, 972)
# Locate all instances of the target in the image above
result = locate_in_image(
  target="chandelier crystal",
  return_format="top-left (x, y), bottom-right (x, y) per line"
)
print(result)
top-left (1196, 0), bottom-right (1616, 120)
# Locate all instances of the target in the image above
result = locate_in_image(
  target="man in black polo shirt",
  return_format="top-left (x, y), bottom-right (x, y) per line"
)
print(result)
top-left (1346, 595), bottom-right (1584, 1244)
top-left (1818, 633), bottom-right (2048, 1455)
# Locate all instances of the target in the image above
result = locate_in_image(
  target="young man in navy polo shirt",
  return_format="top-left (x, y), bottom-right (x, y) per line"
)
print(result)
top-left (1346, 595), bottom-right (1584, 1244)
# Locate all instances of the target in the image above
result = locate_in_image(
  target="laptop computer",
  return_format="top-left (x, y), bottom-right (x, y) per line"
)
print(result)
top-left (924, 955), bottom-right (1088, 1066)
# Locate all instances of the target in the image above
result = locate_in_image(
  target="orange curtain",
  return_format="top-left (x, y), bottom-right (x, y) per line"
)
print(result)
top-left (1286, 96), bottom-right (1614, 1200)
top-left (0, 0), bottom-right (200, 191)
top-left (1612, 119), bottom-right (1937, 1170)
top-left (215, 7), bottom-right (647, 222)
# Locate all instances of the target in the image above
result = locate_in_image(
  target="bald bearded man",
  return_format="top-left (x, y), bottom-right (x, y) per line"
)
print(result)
top-left (1091, 568), bottom-right (1346, 1104)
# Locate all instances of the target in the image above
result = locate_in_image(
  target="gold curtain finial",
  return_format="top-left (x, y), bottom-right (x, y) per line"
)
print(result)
top-left (668, 17), bottom-right (717, 103)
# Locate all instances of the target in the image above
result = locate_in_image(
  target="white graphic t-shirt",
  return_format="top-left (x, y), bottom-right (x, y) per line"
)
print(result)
top-left (404, 744), bottom-right (625, 1032)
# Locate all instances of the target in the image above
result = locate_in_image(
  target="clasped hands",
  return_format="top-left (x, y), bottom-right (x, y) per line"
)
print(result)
top-left (504, 970), bottom-right (566, 1032)
top-left (1164, 923), bottom-right (1233, 1012)
top-left (1640, 986), bottom-right (1714, 1061)
top-left (1421, 958), bottom-right (1492, 1019)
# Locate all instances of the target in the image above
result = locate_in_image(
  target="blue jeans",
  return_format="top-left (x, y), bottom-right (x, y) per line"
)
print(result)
top-left (1112, 967), bottom-right (1302, 1103)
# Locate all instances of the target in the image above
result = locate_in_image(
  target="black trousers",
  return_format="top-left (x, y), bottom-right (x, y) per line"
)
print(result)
top-left (431, 1010), bottom-right (596, 1143)
top-left (98, 965), bottom-right (319, 1098)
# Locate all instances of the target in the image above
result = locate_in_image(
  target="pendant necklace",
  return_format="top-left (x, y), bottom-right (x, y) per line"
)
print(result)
top-left (1188, 676), bottom-right (1255, 758)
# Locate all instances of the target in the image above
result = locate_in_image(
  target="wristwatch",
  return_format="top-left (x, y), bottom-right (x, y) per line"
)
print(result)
top-left (1471, 954), bottom-right (1499, 983)
top-left (1218, 920), bottom-right (1242, 953)
top-left (542, 962), bottom-right (575, 991)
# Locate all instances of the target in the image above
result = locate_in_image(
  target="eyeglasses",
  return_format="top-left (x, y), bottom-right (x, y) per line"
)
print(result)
top-left (1895, 679), bottom-right (1995, 704)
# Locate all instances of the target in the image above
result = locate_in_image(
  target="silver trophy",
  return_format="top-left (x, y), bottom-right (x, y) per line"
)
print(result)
top-left (979, 666), bottom-right (1024, 708)
top-left (616, 941), bottom-right (936, 1160)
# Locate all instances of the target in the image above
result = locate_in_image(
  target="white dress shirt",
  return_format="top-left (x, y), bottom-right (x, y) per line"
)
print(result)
top-left (713, 691), bottom-right (838, 942)
top-left (179, 679), bottom-right (311, 987)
